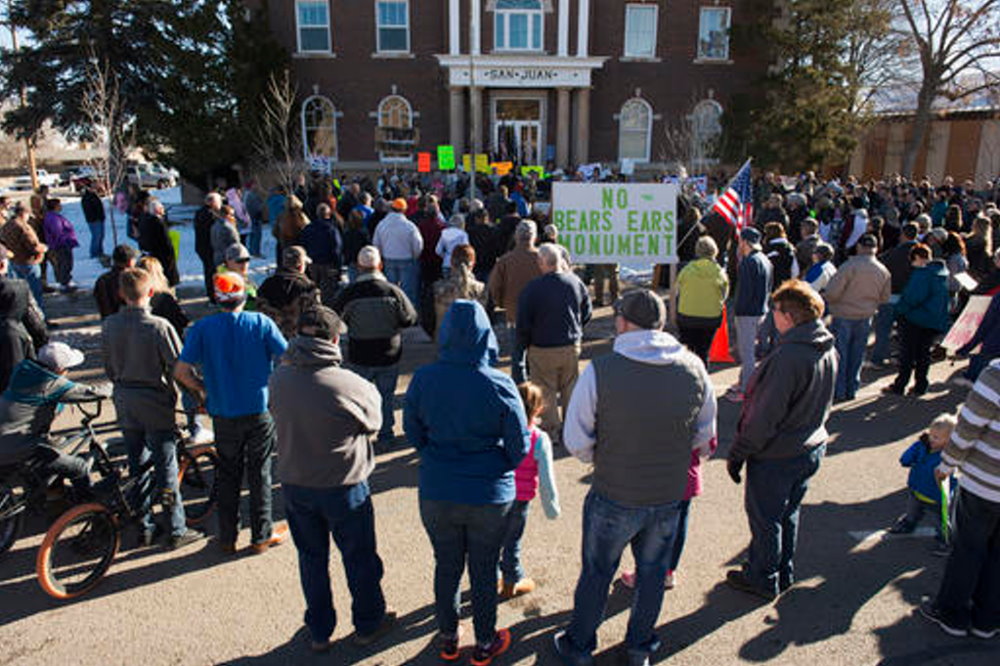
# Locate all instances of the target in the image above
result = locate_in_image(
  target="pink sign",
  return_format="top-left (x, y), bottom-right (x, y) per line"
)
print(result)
top-left (942, 295), bottom-right (992, 350)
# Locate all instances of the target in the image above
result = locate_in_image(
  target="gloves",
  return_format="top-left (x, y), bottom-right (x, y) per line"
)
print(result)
top-left (727, 458), bottom-right (744, 484)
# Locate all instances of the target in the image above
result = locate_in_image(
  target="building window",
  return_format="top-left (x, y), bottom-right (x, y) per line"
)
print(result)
top-left (296, 1), bottom-right (331, 53)
top-left (495, 0), bottom-right (543, 51)
top-left (377, 95), bottom-right (415, 162)
top-left (698, 7), bottom-right (731, 61)
top-left (376, 1), bottom-right (409, 53)
top-left (624, 4), bottom-right (657, 58)
top-left (301, 95), bottom-right (338, 162)
top-left (691, 99), bottom-right (723, 169)
top-left (618, 98), bottom-right (652, 162)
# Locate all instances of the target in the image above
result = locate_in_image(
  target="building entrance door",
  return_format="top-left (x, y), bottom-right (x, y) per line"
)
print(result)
top-left (493, 98), bottom-right (542, 164)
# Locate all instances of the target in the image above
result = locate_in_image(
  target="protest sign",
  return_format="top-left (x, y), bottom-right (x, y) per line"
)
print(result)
top-left (474, 154), bottom-right (490, 173)
top-left (941, 295), bottom-right (991, 350)
top-left (437, 145), bottom-right (456, 170)
top-left (621, 158), bottom-right (635, 176)
top-left (307, 154), bottom-right (332, 174)
top-left (462, 154), bottom-right (472, 171)
top-left (520, 165), bottom-right (545, 178)
top-left (417, 152), bottom-right (432, 173)
top-left (490, 161), bottom-right (514, 175)
top-left (551, 183), bottom-right (679, 266)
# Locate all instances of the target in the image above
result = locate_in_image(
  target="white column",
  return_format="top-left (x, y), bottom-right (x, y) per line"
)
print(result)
top-left (576, 0), bottom-right (590, 57)
top-left (558, 0), bottom-right (569, 57)
top-left (573, 87), bottom-right (591, 165)
top-left (449, 0), bottom-right (460, 55)
top-left (470, 86), bottom-right (483, 154)
top-left (470, 0), bottom-right (481, 55)
top-left (556, 88), bottom-right (571, 167)
top-left (450, 87), bottom-right (466, 155)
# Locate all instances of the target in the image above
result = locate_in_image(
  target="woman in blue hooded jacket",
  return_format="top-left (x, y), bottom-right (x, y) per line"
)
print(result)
top-left (886, 243), bottom-right (950, 396)
top-left (404, 299), bottom-right (530, 664)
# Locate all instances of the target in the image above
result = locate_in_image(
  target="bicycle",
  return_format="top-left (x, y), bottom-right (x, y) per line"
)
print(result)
top-left (35, 418), bottom-right (220, 600)
top-left (0, 399), bottom-right (106, 556)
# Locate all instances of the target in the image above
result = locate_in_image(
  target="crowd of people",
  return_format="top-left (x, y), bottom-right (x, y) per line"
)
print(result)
top-left (0, 165), bottom-right (999, 664)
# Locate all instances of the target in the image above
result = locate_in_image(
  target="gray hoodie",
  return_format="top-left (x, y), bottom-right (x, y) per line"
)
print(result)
top-left (268, 336), bottom-right (382, 488)
top-left (729, 319), bottom-right (837, 463)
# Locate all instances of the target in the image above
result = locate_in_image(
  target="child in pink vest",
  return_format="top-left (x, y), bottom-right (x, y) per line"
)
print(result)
top-left (500, 382), bottom-right (561, 597)
top-left (620, 437), bottom-right (718, 590)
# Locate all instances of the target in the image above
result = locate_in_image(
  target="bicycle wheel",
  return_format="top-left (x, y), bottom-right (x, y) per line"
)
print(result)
top-left (36, 503), bottom-right (118, 600)
top-left (178, 448), bottom-right (218, 526)
top-left (0, 484), bottom-right (23, 555)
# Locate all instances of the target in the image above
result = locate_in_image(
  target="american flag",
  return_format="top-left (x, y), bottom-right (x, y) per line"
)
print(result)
top-left (711, 159), bottom-right (753, 229)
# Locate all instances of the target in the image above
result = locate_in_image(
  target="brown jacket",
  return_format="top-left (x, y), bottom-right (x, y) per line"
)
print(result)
top-left (824, 254), bottom-right (891, 319)
top-left (488, 244), bottom-right (543, 323)
top-left (0, 219), bottom-right (46, 265)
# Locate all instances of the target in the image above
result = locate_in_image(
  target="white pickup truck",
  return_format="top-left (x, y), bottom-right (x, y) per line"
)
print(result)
top-left (11, 169), bottom-right (61, 190)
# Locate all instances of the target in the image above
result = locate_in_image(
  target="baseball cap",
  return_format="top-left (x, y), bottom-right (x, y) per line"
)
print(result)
top-left (112, 244), bottom-right (139, 266)
top-left (282, 245), bottom-right (311, 268)
top-left (857, 234), bottom-right (878, 249)
top-left (390, 197), bottom-right (407, 211)
top-left (37, 342), bottom-right (85, 371)
top-left (614, 289), bottom-right (666, 331)
top-left (225, 243), bottom-right (251, 263)
top-left (357, 245), bottom-right (381, 269)
top-left (298, 305), bottom-right (346, 338)
top-left (214, 271), bottom-right (246, 304)
top-left (740, 227), bottom-right (763, 248)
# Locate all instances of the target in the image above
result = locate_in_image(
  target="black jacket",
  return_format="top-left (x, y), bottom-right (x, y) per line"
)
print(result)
top-left (137, 213), bottom-right (179, 286)
top-left (81, 190), bottom-right (105, 223)
top-left (194, 205), bottom-right (217, 260)
top-left (729, 319), bottom-right (836, 463)
top-left (0, 277), bottom-right (48, 392)
top-left (879, 240), bottom-right (916, 294)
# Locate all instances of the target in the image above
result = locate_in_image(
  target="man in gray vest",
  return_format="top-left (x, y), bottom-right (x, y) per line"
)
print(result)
top-left (554, 289), bottom-right (717, 666)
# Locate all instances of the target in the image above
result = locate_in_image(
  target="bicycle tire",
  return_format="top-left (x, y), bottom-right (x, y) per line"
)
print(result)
top-left (36, 502), bottom-right (119, 600)
top-left (0, 484), bottom-right (23, 555)
top-left (178, 447), bottom-right (218, 527)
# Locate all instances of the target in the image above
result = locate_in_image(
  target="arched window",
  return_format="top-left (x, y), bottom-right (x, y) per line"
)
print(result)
top-left (301, 95), bottom-right (338, 165)
top-left (618, 97), bottom-right (653, 162)
top-left (378, 94), bottom-right (414, 162)
top-left (691, 99), bottom-right (723, 168)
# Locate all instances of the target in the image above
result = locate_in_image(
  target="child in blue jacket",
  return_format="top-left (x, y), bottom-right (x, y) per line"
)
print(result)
top-left (889, 413), bottom-right (957, 545)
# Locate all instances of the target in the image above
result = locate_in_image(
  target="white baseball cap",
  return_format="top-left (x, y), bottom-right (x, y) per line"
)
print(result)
top-left (357, 245), bottom-right (381, 269)
top-left (37, 342), bottom-right (85, 371)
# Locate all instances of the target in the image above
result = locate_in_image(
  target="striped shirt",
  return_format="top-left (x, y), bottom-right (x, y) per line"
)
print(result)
top-left (939, 359), bottom-right (1000, 503)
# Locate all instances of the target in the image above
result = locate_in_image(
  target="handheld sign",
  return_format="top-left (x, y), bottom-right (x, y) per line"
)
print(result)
top-left (417, 152), bottom-right (432, 173)
top-left (940, 478), bottom-right (951, 543)
top-left (474, 154), bottom-right (490, 173)
top-left (437, 145), bottom-right (456, 170)
top-left (942, 295), bottom-right (991, 350)
top-left (551, 183), bottom-right (679, 267)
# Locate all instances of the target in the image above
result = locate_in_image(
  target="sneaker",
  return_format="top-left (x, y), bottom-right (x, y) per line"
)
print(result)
top-left (352, 609), bottom-right (397, 647)
top-left (887, 517), bottom-right (916, 534)
top-left (626, 651), bottom-right (651, 666)
top-left (971, 625), bottom-right (998, 639)
top-left (437, 628), bottom-right (463, 661)
top-left (882, 384), bottom-right (904, 396)
top-left (725, 569), bottom-right (777, 601)
top-left (552, 630), bottom-right (593, 666)
top-left (139, 526), bottom-right (163, 548)
top-left (664, 570), bottom-right (676, 590)
top-left (470, 629), bottom-right (512, 666)
top-left (218, 540), bottom-right (237, 555)
top-left (188, 423), bottom-right (214, 445)
top-left (620, 571), bottom-right (636, 589)
top-left (918, 600), bottom-right (967, 637)
top-left (250, 523), bottom-right (289, 554)
top-left (908, 385), bottom-right (928, 397)
top-left (310, 637), bottom-right (335, 653)
top-left (501, 578), bottom-right (536, 598)
top-left (167, 529), bottom-right (204, 551)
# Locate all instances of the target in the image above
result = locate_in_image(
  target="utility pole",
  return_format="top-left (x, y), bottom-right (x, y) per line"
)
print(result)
top-left (6, 4), bottom-right (38, 190)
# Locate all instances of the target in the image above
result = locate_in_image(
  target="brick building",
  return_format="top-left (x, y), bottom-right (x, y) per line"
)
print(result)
top-left (254, 0), bottom-right (764, 171)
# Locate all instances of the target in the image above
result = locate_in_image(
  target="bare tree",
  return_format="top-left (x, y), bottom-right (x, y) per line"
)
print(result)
top-left (80, 55), bottom-right (133, 246)
top-left (845, 0), bottom-right (903, 114)
top-left (896, 0), bottom-right (1000, 176)
top-left (660, 94), bottom-right (722, 175)
top-left (251, 69), bottom-right (304, 194)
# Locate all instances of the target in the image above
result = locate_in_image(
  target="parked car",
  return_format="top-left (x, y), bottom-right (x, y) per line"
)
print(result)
top-left (11, 169), bottom-right (61, 190)
top-left (126, 163), bottom-right (176, 189)
top-left (71, 166), bottom-right (108, 194)
top-left (59, 167), bottom-right (81, 187)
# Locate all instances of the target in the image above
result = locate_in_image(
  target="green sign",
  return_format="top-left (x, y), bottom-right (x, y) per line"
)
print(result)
top-left (437, 145), bottom-right (456, 170)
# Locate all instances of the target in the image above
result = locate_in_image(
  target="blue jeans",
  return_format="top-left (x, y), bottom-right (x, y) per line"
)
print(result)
top-left (122, 428), bottom-right (185, 537)
top-left (499, 499), bottom-right (530, 583)
top-left (9, 263), bottom-right (45, 316)
top-left (935, 488), bottom-right (1000, 630)
top-left (507, 324), bottom-right (526, 385)
top-left (212, 412), bottom-right (276, 546)
top-left (744, 444), bottom-right (826, 595)
top-left (352, 364), bottom-right (399, 440)
top-left (248, 216), bottom-right (263, 256)
top-left (831, 316), bottom-right (872, 399)
top-left (383, 258), bottom-right (419, 306)
top-left (283, 481), bottom-right (387, 643)
top-left (419, 499), bottom-right (511, 645)
top-left (86, 221), bottom-right (105, 258)
top-left (669, 499), bottom-right (691, 571)
top-left (565, 490), bottom-right (684, 659)
top-left (870, 302), bottom-right (895, 364)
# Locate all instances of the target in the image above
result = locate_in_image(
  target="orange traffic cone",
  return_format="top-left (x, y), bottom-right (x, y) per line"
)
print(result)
top-left (709, 306), bottom-right (735, 363)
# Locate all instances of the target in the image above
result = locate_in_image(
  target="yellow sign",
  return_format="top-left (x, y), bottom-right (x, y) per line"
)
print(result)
top-left (475, 154), bottom-right (490, 173)
top-left (462, 154), bottom-right (472, 172)
top-left (490, 161), bottom-right (514, 175)
top-left (520, 166), bottom-right (545, 178)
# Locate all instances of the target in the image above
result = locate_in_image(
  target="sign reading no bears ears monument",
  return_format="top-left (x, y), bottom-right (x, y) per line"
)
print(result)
top-left (552, 183), bottom-right (679, 266)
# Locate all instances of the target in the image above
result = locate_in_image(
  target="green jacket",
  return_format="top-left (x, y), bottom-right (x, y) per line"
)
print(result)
top-left (677, 258), bottom-right (729, 318)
